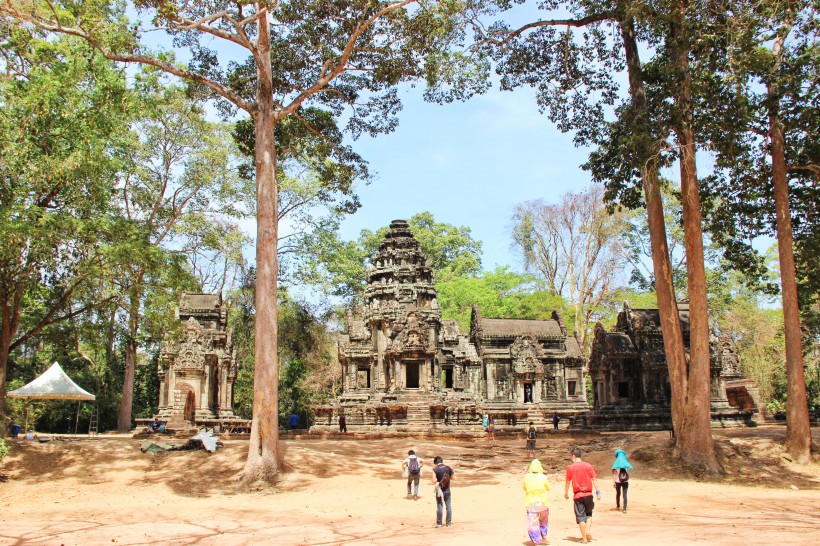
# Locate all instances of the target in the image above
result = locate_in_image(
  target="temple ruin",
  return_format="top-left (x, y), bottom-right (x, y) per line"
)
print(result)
top-left (152, 293), bottom-right (247, 431)
top-left (580, 302), bottom-right (758, 430)
top-left (311, 220), bottom-right (590, 432)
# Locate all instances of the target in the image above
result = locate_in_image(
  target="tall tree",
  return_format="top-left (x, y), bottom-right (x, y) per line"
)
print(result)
top-left (697, 0), bottom-right (817, 462)
top-left (0, 32), bottom-right (130, 427)
top-left (111, 78), bottom-right (241, 432)
top-left (621, 183), bottom-right (688, 296)
top-left (0, 0), bottom-right (467, 484)
top-left (510, 185), bottom-right (630, 348)
top-left (479, 0), bottom-right (718, 471)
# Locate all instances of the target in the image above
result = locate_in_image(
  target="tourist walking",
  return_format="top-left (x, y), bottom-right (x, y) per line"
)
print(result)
top-left (552, 412), bottom-right (560, 431)
top-left (526, 422), bottom-right (537, 457)
top-left (288, 412), bottom-right (299, 430)
top-left (564, 447), bottom-right (601, 544)
top-left (402, 450), bottom-right (424, 500)
top-left (488, 415), bottom-right (496, 444)
top-left (612, 448), bottom-right (633, 513)
top-left (432, 456), bottom-right (455, 527)
top-left (339, 413), bottom-right (347, 433)
top-left (523, 459), bottom-right (551, 545)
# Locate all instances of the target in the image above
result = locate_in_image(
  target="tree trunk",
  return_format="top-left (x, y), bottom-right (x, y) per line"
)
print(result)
top-left (117, 292), bottom-right (140, 432)
top-left (669, 6), bottom-right (720, 474)
top-left (0, 338), bottom-right (9, 434)
top-left (769, 92), bottom-right (812, 464)
top-left (242, 11), bottom-right (281, 486)
top-left (0, 282), bottom-right (24, 432)
top-left (676, 127), bottom-right (720, 472)
top-left (619, 16), bottom-right (688, 437)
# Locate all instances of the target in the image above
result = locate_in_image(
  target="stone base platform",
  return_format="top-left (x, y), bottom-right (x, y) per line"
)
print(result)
top-left (310, 392), bottom-right (590, 434)
top-left (570, 402), bottom-right (757, 431)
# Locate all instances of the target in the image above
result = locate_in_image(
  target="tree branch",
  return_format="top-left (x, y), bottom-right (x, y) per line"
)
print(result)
top-left (0, 3), bottom-right (255, 113)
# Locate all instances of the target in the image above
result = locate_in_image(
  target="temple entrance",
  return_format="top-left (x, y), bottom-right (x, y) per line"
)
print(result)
top-left (405, 362), bottom-right (420, 389)
top-left (443, 367), bottom-right (453, 389)
top-left (357, 367), bottom-right (371, 389)
top-left (209, 362), bottom-right (219, 412)
top-left (183, 391), bottom-right (196, 422)
top-left (524, 383), bottom-right (533, 403)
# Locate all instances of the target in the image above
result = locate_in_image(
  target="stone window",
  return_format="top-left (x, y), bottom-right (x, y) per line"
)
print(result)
top-left (567, 380), bottom-right (577, 396)
top-left (618, 381), bottom-right (630, 398)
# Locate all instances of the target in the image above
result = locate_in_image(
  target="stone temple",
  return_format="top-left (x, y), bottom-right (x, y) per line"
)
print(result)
top-left (579, 302), bottom-right (759, 430)
top-left (151, 293), bottom-right (247, 431)
top-left (311, 220), bottom-right (590, 432)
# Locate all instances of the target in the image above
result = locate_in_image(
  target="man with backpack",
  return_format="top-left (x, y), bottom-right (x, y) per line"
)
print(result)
top-left (526, 422), bottom-right (538, 457)
top-left (402, 450), bottom-right (424, 500)
top-left (432, 456), bottom-right (455, 527)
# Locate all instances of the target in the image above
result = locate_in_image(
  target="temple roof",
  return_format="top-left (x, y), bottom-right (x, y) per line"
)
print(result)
top-left (477, 317), bottom-right (563, 338)
top-left (606, 332), bottom-right (637, 353)
top-left (630, 303), bottom-right (690, 330)
top-left (565, 335), bottom-right (583, 357)
top-left (180, 293), bottom-right (222, 310)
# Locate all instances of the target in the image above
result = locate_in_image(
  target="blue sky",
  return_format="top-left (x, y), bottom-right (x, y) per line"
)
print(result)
top-left (335, 82), bottom-right (595, 272)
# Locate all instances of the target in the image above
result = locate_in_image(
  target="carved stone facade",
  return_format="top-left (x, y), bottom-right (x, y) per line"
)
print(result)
top-left (581, 302), bottom-right (756, 430)
top-left (312, 220), bottom-right (589, 432)
top-left (156, 293), bottom-right (238, 428)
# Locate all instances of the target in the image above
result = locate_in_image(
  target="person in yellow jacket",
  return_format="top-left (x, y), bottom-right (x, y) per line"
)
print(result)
top-left (523, 459), bottom-right (551, 545)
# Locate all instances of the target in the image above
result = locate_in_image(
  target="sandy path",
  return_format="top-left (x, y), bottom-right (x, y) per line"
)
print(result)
top-left (0, 427), bottom-right (818, 545)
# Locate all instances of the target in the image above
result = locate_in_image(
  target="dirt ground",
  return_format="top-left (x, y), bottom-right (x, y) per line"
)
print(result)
top-left (1, 425), bottom-right (818, 546)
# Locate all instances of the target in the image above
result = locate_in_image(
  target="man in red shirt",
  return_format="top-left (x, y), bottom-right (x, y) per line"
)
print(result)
top-left (564, 447), bottom-right (601, 543)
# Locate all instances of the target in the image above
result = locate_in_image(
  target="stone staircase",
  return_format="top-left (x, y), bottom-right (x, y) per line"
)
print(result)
top-left (405, 400), bottom-right (434, 432)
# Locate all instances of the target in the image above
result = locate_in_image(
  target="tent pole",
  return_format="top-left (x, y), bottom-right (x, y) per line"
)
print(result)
top-left (74, 400), bottom-right (80, 435)
top-left (24, 402), bottom-right (29, 434)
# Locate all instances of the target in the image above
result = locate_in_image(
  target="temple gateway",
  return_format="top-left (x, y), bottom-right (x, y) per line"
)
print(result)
top-left (311, 220), bottom-right (590, 432)
top-left (151, 293), bottom-right (248, 431)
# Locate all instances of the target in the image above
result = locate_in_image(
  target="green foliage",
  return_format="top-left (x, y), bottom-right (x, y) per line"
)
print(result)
top-left (696, 0), bottom-right (819, 302)
top-left (437, 267), bottom-right (572, 331)
top-left (0, 438), bottom-right (8, 462)
top-left (229, 283), bottom-right (339, 421)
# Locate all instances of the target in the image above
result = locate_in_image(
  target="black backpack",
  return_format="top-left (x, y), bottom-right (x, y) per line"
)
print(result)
top-left (527, 427), bottom-right (536, 440)
top-left (408, 457), bottom-right (420, 475)
top-left (618, 468), bottom-right (629, 482)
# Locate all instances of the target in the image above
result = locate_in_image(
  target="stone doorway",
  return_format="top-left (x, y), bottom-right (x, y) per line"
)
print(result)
top-left (183, 390), bottom-right (196, 422)
top-left (443, 367), bottom-right (453, 389)
top-left (524, 382), bottom-right (533, 403)
top-left (357, 367), bottom-right (371, 389)
top-left (405, 362), bottom-right (420, 389)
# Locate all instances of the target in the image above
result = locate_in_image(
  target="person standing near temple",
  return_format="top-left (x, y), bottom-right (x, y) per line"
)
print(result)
top-left (288, 412), bottom-right (299, 431)
top-left (523, 459), bottom-right (551, 545)
top-left (612, 448), bottom-right (633, 513)
top-left (402, 450), bottom-right (424, 500)
top-left (432, 456), bottom-right (455, 527)
top-left (526, 422), bottom-right (537, 457)
top-left (339, 413), bottom-right (347, 433)
top-left (487, 415), bottom-right (496, 445)
top-left (552, 412), bottom-right (560, 431)
top-left (564, 447), bottom-right (601, 544)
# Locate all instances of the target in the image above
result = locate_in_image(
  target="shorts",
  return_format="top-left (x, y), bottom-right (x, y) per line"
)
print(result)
top-left (573, 495), bottom-right (594, 523)
top-left (527, 440), bottom-right (536, 450)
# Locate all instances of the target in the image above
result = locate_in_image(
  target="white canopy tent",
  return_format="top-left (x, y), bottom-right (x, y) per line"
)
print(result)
top-left (8, 362), bottom-right (96, 433)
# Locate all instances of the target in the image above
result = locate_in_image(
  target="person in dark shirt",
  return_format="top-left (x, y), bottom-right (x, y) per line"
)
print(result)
top-left (288, 413), bottom-right (298, 430)
top-left (432, 456), bottom-right (455, 527)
